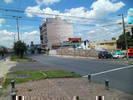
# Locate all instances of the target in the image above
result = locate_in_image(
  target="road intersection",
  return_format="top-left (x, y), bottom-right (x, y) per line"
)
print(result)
top-left (9, 55), bottom-right (133, 94)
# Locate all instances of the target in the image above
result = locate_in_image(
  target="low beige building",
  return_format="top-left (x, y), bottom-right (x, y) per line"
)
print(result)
top-left (89, 40), bottom-right (117, 50)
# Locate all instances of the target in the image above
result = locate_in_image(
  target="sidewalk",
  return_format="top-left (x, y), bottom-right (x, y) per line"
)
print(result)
top-left (1, 78), bottom-right (132, 100)
top-left (0, 58), bottom-right (16, 78)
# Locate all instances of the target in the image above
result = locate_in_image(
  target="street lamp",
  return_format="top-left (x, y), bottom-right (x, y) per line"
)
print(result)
top-left (118, 14), bottom-right (128, 59)
top-left (13, 16), bottom-right (22, 41)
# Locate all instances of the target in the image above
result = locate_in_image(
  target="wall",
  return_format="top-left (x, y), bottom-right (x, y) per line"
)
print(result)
top-left (55, 48), bottom-right (98, 57)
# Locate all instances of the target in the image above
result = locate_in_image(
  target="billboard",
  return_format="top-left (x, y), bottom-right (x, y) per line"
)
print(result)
top-left (128, 8), bottom-right (133, 24)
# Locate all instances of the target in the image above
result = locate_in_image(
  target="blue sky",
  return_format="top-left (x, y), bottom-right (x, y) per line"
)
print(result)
top-left (0, 0), bottom-right (133, 47)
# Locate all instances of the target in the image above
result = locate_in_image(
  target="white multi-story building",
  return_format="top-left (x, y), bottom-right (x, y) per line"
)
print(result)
top-left (125, 24), bottom-right (133, 35)
top-left (40, 17), bottom-right (73, 49)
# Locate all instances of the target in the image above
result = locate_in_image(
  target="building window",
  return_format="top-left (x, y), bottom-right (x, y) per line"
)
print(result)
top-left (40, 27), bottom-right (42, 30)
top-left (44, 28), bottom-right (47, 31)
top-left (100, 43), bottom-right (104, 45)
top-left (40, 35), bottom-right (43, 40)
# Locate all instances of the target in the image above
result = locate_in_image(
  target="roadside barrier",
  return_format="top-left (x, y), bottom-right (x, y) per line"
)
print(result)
top-left (73, 96), bottom-right (79, 100)
top-left (96, 96), bottom-right (104, 100)
top-left (11, 91), bottom-right (16, 100)
top-left (88, 74), bottom-right (91, 83)
top-left (10, 80), bottom-right (17, 100)
top-left (105, 80), bottom-right (110, 90)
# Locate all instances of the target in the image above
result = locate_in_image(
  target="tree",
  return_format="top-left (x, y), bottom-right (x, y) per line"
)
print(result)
top-left (14, 41), bottom-right (27, 58)
top-left (0, 46), bottom-right (7, 58)
top-left (112, 37), bottom-right (116, 40)
top-left (117, 32), bottom-right (133, 50)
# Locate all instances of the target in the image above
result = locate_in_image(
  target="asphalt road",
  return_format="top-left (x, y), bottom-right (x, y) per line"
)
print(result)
top-left (10, 55), bottom-right (133, 94)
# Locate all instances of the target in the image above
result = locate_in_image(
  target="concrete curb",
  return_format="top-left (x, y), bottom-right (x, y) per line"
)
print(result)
top-left (49, 55), bottom-right (97, 59)
top-left (10, 59), bottom-right (36, 62)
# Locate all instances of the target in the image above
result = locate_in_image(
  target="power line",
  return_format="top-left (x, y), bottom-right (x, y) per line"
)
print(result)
top-left (0, 14), bottom-right (119, 27)
top-left (0, 7), bottom-right (116, 21)
top-left (0, 15), bottom-right (43, 22)
top-left (0, 16), bottom-right (120, 29)
top-left (0, 8), bottom-right (122, 28)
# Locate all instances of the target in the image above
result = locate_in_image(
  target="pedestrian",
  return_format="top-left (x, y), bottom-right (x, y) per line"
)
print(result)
top-left (1, 52), bottom-right (4, 59)
top-left (1, 52), bottom-right (6, 61)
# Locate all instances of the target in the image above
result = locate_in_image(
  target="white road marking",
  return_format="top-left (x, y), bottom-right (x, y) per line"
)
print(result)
top-left (83, 65), bottom-right (133, 77)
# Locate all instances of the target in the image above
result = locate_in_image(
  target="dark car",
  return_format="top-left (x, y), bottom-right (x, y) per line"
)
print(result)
top-left (98, 51), bottom-right (112, 59)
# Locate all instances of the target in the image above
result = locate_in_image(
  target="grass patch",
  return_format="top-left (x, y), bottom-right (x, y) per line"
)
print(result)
top-left (10, 55), bottom-right (29, 59)
top-left (10, 55), bottom-right (35, 62)
top-left (43, 70), bottom-right (80, 78)
top-left (3, 70), bottom-right (80, 88)
top-left (0, 92), bottom-right (4, 97)
top-left (0, 91), bottom-right (8, 97)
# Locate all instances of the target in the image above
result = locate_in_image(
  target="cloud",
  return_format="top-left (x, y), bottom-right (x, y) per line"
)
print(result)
top-left (23, 31), bottom-right (38, 36)
top-left (0, 19), bottom-right (5, 27)
top-left (0, 30), bottom-right (40, 47)
top-left (25, 6), bottom-right (61, 18)
top-left (0, 37), bottom-right (12, 41)
top-left (25, 0), bottom-right (125, 19)
top-left (25, 6), bottom-right (42, 17)
top-left (36, 0), bottom-right (60, 5)
top-left (0, 30), bottom-right (14, 47)
top-left (21, 26), bottom-right (36, 31)
top-left (116, 17), bottom-right (127, 24)
top-left (21, 31), bottom-right (40, 45)
top-left (0, 30), bottom-right (13, 36)
top-left (3, 0), bottom-right (13, 3)
top-left (88, 0), bottom-right (125, 18)
top-left (87, 24), bottom-right (122, 41)
top-left (73, 33), bottom-right (82, 38)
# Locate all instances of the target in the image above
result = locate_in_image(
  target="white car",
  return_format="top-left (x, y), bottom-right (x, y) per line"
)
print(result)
top-left (113, 53), bottom-right (125, 59)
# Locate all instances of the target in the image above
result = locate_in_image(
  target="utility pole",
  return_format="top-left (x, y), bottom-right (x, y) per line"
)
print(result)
top-left (118, 14), bottom-right (128, 59)
top-left (13, 16), bottom-right (22, 41)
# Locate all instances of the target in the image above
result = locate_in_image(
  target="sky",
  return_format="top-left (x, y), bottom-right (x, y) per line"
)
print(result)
top-left (0, 0), bottom-right (133, 48)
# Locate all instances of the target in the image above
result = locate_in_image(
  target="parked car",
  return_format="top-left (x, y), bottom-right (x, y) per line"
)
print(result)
top-left (112, 50), bottom-right (126, 59)
top-left (98, 51), bottom-right (112, 59)
top-left (112, 53), bottom-right (125, 59)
